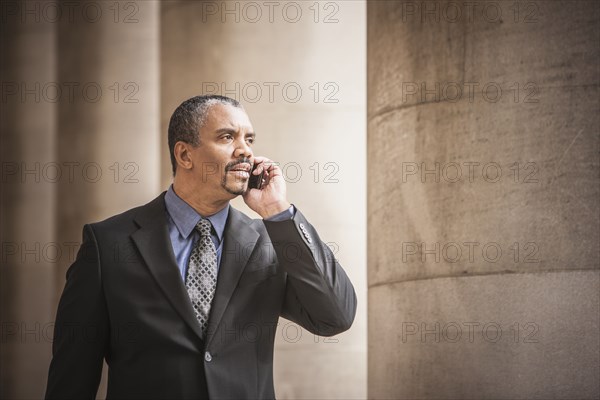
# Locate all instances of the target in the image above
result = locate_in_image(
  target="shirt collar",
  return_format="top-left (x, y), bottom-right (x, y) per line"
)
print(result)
top-left (165, 185), bottom-right (229, 242)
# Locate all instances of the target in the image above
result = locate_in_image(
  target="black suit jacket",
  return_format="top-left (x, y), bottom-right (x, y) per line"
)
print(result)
top-left (45, 193), bottom-right (357, 399)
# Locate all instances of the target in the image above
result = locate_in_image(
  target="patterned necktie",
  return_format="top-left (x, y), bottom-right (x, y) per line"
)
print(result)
top-left (185, 218), bottom-right (218, 338)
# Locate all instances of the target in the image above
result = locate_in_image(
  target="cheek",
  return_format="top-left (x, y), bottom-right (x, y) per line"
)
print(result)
top-left (193, 146), bottom-right (231, 172)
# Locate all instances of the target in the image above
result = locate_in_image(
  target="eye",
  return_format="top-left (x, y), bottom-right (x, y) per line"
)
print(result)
top-left (246, 137), bottom-right (255, 145)
top-left (222, 134), bottom-right (234, 141)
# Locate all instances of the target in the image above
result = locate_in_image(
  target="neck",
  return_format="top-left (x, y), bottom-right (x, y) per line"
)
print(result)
top-left (172, 177), bottom-right (230, 217)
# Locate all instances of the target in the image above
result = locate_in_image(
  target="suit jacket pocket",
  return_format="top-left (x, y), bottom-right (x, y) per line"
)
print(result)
top-left (237, 263), bottom-right (278, 287)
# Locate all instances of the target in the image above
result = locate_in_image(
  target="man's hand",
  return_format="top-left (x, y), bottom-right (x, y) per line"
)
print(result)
top-left (243, 156), bottom-right (291, 219)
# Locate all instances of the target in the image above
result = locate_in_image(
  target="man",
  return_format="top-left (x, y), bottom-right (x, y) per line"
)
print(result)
top-left (45, 95), bottom-right (357, 399)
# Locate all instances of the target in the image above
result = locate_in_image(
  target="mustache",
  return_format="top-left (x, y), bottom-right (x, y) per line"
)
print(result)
top-left (225, 158), bottom-right (252, 172)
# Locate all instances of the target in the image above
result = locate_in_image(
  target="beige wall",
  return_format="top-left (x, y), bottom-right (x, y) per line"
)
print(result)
top-left (161, 1), bottom-right (367, 398)
top-left (367, 1), bottom-right (599, 398)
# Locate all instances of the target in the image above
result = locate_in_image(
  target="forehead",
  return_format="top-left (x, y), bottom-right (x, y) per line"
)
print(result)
top-left (204, 103), bottom-right (252, 131)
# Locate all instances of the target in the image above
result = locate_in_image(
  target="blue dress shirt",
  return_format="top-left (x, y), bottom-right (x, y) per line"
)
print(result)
top-left (164, 185), bottom-right (294, 281)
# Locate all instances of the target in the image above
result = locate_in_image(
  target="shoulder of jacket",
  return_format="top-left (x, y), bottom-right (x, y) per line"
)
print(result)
top-left (89, 192), bottom-right (165, 231)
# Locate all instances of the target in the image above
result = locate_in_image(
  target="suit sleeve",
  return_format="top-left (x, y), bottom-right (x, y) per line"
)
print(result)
top-left (45, 224), bottom-right (108, 400)
top-left (263, 209), bottom-right (357, 336)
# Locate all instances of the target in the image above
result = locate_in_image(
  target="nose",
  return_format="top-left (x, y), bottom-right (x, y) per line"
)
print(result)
top-left (233, 137), bottom-right (253, 160)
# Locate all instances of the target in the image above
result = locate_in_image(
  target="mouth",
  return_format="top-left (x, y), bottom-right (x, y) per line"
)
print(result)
top-left (227, 163), bottom-right (252, 180)
top-left (229, 170), bottom-right (250, 179)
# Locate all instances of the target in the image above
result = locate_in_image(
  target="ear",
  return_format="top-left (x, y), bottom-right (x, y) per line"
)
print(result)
top-left (174, 141), bottom-right (194, 171)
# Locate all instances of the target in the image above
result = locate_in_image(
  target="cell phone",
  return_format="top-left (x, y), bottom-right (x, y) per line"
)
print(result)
top-left (248, 163), bottom-right (266, 190)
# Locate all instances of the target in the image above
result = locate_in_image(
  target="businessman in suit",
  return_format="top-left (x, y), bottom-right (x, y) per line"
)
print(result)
top-left (45, 95), bottom-right (357, 399)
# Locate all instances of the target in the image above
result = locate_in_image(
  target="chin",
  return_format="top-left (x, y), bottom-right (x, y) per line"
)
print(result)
top-left (223, 183), bottom-right (246, 196)
top-left (221, 176), bottom-right (248, 196)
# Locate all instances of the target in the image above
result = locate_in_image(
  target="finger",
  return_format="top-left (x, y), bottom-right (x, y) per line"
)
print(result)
top-left (262, 170), bottom-right (271, 186)
top-left (260, 161), bottom-right (276, 175)
top-left (252, 157), bottom-right (270, 175)
top-left (266, 162), bottom-right (283, 177)
top-left (253, 156), bottom-right (269, 163)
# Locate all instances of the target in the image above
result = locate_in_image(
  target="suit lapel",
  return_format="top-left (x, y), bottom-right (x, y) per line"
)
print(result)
top-left (131, 193), bottom-right (205, 341)
top-left (206, 207), bottom-right (259, 348)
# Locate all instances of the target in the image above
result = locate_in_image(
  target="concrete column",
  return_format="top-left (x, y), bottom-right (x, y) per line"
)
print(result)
top-left (56, 0), bottom-right (161, 276)
top-left (368, 1), bottom-right (599, 399)
top-left (160, 1), bottom-right (367, 398)
top-left (53, 1), bottom-right (160, 396)
top-left (1, 1), bottom-right (160, 398)
top-left (1, 5), bottom-right (57, 398)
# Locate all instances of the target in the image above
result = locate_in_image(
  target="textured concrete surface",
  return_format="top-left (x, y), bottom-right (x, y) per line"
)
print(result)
top-left (368, 0), bottom-right (599, 398)
top-left (368, 86), bottom-right (599, 285)
top-left (369, 271), bottom-right (600, 399)
top-left (368, 1), bottom-right (598, 115)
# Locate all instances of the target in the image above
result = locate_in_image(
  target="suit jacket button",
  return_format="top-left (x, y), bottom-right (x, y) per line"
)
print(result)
top-left (205, 352), bottom-right (212, 362)
top-left (299, 223), bottom-right (305, 229)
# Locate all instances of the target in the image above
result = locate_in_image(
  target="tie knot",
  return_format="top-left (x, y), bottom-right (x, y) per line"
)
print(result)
top-left (195, 219), bottom-right (212, 237)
